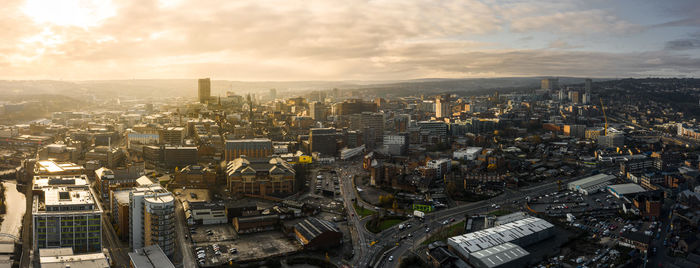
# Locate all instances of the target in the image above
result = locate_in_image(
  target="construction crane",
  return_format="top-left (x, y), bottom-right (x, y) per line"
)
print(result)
top-left (600, 97), bottom-right (608, 136)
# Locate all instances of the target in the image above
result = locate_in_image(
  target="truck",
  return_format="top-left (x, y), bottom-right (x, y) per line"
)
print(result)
top-left (413, 210), bottom-right (425, 219)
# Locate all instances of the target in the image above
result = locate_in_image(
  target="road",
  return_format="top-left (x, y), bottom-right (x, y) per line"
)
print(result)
top-left (174, 198), bottom-right (196, 268)
top-left (338, 162), bottom-right (376, 267)
top-left (377, 176), bottom-right (585, 268)
top-left (102, 214), bottom-right (130, 267)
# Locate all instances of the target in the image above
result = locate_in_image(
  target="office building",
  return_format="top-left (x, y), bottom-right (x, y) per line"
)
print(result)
top-left (359, 112), bottom-right (384, 145)
top-left (427, 158), bottom-right (451, 179)
top-left (183, 201), bottom-right (227, 225)
top-left (334, 99), bottom-right (377, 115)
top-left (198, 78), bottom-right (211, 104)
top-left (453, 147), bottom-right (482, 161)
top-left (32, 175), bottom-right (103, 253)
top-left (597, 134), bottom-right (625, 148)
top-left (269, 88), bottom-right (277, 100)
top-left (160, 127), bottom-right (185, 145)
top-left (226, 156), bottom-right (296, 196)
top-left (309, 101), bottom-right (327, 121)
top-left (436, 94), bottom-right (451, 118)
top-left (34, 160), bottom-right (85, 176)
top-left (568, 91), bottom-right (580, 104)
top-left (224, 139), bottom-right (273, 161)
top-left (309, 128), bottom-right (337, 156)
top-left (540, 78), bottom-right (559, 91)
top-left (163, 146), bottom-right (198, 169)
top-left (39, 248), bottom-right (110, 268)
top-left (585, 78), bottom-right (592, 92)
top-left (563, 124), bottom-right (585, 138)
top-left (383, 133), bottom-right (409, 155)
top-left (173, 165), bottom-right (216, 188)
top-left (129, 184), bottom-right (175, 256)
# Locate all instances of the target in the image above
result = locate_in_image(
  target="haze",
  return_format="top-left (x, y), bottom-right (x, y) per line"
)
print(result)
top-left (2, 0), bottom-right (700, 80)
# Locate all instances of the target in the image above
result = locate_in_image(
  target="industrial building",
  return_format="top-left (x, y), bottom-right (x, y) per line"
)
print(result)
top-left (184, 201), bottom-right (227, 225)
top-left (32, 175), bottom-right (103, 253)
top-left (607, 183), bottom-right (647, 198)
top-left (469, 242), bottom-right (529, 268)
top-left (447, 217), bottom-right (553, 265)
top-left (293, 217), bottom-right (343, 250)
top-left (567, 173), bottom-right (617, 195)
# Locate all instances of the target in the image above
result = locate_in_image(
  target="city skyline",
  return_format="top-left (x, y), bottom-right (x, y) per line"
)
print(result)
top-left (2, 0), bottom-right (699, 81)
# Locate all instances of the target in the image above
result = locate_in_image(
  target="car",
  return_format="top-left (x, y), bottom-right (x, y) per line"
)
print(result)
top-left (388, 256), bottom-right (394, 262)
top-left (425, 228), bottom-right (430, 233)
top-left (450, 218), bottom-right (455, 222)
top-left (408, 233), bottom-right (412, 237)
top-left (230, 248), bottom-right (238, 254)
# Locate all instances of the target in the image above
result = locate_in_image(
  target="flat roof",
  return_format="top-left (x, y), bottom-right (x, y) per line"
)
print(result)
top-left (128, 245), bottom-right (175, 268)
top-left (568, 174), bottom-right (616, 188)
top-left (44, 187), bottom-right (95, 207)
top-left (40, 252), bottom-right (110, 268)
top-left (470, 242), bottom-right (529, 268)
top-left (607, 184), bottom-right (647, 196)
top-left (447, 217), bottom-right (553, 254)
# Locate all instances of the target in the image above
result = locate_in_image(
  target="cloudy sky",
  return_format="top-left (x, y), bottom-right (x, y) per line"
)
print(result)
top-left (2, 0), bottom-right (700, 80)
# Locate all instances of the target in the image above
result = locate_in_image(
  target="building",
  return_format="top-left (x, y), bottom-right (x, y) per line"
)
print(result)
top-left (129, 184), bottom-right (175, 256)
top-left (677, 123), bottom-right (700, 140)
top-left (85, 146), bottom-right (126, 169)
top-left (128, 245), bottom-right (176, 268)
top-left (172, 165), bottom-right (216, 188)
top-left (160, 127), bottom-right (185, 145)
top-left (358, 112), bottom-right (384, 145)
top-left (32, 175), bottom-right (103, 253)
top-left (585, 127), bottom-right (605, 140)
top-left (293, 217), bottom-right (343, 250)
top-left (427, 158), bottom-right (451, 179)
top-left (383, 133), bottom-right (409, 156)
top-left (309, 128), bottom-right (337, 156)
top-left (309, 101), bottom-right (327, 121)
top-left (163, 146), bottom-right (198, 169)
top-left (607, 184), bottom-right (647, 198)
top-left (447, 217), bottom-right (553, 261)
top-left (198, 78), bottom-right (211, 104)
top-left (94, 165), bottom-right (144, 202)
top-left (224, 139), bottom-right (273, 161)
top-left (34, 160), bottom-right (85, 176)
top-left (184, 201), bottom-right (227, 225)
top-left (568, 91), bottom-right (580, 104)
top-left (436, 94), bottom-right (451, 118)
top-left (598, 134), bottom-right (625, 148)
top-left (469, 242), bottom-right (529, 268)
top-left (111, 189), bottom-right (131, 241)
top-left (226, 156), bottom-right (296, 196)
top-left (233, 214), bottom-right (280, 234)
top-left (39, 248), bottom-right (110, 268)
top-left (418, 121), bottom-right (449, 142)
top-left (334, 99), bottom-right (377, 115)
top-left (563, 125), bottom-right (585, 138)
top-left (541, 78), bottom-right (559, 92)
top-left (567, 173), bottom-right (616, 195)
top-left (453, 147), bottom-right (482, 161)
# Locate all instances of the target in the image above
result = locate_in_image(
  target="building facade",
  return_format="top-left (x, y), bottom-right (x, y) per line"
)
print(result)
top-left (226, 156), bottom-right (296, 196)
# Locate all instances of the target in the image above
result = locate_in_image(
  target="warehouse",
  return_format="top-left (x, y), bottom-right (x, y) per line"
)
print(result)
top-left (447, 217), bottom-right (554, 261)
top-left (607, 183), bottom-right (647, 198)
top-left (567, 173), bottom-right (616, 195)
top-left (293, 217), bottom-right (343, 250)
top-left (469, 242), bottom-right (529, 268)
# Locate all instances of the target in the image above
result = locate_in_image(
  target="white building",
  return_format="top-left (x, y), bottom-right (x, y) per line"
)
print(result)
top-left (129, 184), bottom-right (175, 256)
top-left (427, 158), bottom-right (452, 179)
top-left (453, 147), bottom-right (482, 161)
top-left (567, 173), bottom-right (616, 195)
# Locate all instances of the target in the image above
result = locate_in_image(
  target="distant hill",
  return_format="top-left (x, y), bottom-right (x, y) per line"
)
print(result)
top-left (0, 77), bottom-right (611, 100)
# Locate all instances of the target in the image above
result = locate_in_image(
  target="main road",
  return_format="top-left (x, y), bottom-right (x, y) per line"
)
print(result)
top-left (338, 162), bottom-right (377, 268)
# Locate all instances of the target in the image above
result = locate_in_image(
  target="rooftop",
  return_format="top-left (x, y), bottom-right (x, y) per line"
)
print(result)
top-left (294, 217), bottom-right (340, 243)
top-left (448, 217), bottom-right (553, 254)
top-left (128, 245), bottom-right (175, 268)
top-left (469, 242), bottom-right (529, 268)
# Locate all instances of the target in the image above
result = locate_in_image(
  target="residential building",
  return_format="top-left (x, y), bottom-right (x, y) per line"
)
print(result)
top-left (129, 184), bottom-right (175, 256)
top-left (436, 94), bottom-right (451, 118)
top-left (427, 158), bottom-right (452, 179)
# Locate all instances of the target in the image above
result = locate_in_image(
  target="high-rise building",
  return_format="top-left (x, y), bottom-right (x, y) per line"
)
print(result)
top-left (585, 78), bottom-right (592, 93)
top-left (310, 128), bottom-right (337, 156)
top-left (159, 127), bottom-right (185, 145)
top-left (334, 99), bottom-right (377, 115)
top-left (269, 88), bottom-right (277, 100)
top-left (129, 184), bottom-right (175, 256)
top-left (309, 101), bottom-right (327, 121)
top-left (435, 94), bottom-right (451, 118)
top-left (198, 78), bottom-right (211, 104)
top-left (568, 91), bottom-right (580, 104)
top-left (32, 175), bottom-right (103, 253)
top-left (224, 139), bottom-right (273, 161)
top-left (359, 112), bottom-right (384, 145)
top-left (541, 78), bottom-right (559, 91)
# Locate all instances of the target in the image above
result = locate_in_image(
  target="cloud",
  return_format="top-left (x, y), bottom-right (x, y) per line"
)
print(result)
top-left (0, 0), bottom-right (698, 80)
top-left (548, 39), bottom-right (581, 49)
top-left (665, 33), bottom-right (700, 50)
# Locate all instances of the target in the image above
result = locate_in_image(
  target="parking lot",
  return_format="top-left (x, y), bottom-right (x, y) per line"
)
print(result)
top-left (528, 190), bottom-right (622, 217)
top-left (189, 224), bottom-right (239, 267)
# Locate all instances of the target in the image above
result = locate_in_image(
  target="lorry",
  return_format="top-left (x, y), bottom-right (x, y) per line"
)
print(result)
top-left (413, 210), bottom-right (425, 219)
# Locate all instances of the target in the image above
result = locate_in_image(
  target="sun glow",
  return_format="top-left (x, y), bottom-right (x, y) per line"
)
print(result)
top-left (21, 0), bottom-right (116, 28)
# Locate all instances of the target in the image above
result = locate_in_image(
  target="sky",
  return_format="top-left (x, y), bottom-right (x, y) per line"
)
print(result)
top-left (1, 0), bottom-right (700, 81)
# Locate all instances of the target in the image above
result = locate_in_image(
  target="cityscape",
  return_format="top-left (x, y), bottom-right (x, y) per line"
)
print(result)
top-left (1, 1), bottom-right (700, 268)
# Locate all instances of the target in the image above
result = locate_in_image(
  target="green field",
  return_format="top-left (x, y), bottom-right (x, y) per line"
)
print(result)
top-left (422, 221), bottom-right (465, 245)
top-left (353, 203), bottom-right (376, 218)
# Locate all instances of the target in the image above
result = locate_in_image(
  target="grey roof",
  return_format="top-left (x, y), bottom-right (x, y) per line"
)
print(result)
top-left (128, 245), bottom-right (175, 268)
top-left (294, 217), bottom-right (340, 243)
top-left (469, 242), bottom-right (529, 268)
top-left (447, 217), bottom-right (553, 254)
top-left (607, 183), bottom-right (647, 195)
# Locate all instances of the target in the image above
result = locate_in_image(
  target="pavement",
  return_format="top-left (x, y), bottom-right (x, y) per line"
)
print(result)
top-left (174, 199), bottom-right (196, 268)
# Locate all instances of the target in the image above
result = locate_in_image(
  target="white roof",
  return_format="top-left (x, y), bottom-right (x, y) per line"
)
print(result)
top-left (448, 217), bottom-right (553, 254)
top-left (568, 173), bottom-right (615, 189)
top-left (470, 242), bottom-right (529, 268)
top-left (607, 183), bottom-right (647, 195)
